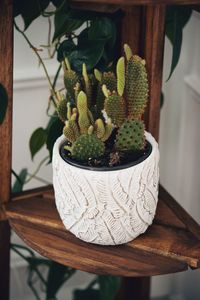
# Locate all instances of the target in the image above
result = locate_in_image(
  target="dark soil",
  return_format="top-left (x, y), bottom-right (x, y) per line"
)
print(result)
top-left (60, 140), bottom-right (152, 172)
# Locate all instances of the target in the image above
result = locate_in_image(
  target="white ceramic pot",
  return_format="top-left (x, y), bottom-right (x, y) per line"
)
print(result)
top-left (52, 131), bottom-right (159, 245)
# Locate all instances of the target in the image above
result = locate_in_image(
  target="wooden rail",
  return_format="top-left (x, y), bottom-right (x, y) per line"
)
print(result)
top-left (0, 0), bottom-right (13, 299)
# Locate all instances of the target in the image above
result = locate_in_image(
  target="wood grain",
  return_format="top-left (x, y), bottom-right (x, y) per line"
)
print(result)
top-left (120, 6), bottom-right (143, 55)
top-left (6, 185), bottom-right (200, 276)
top-left (71, 0), bottom-right (200, 6)
top-left (0, 0), bottom-right (13, 299)
top-left (143, 5), bottom-right (166, 140)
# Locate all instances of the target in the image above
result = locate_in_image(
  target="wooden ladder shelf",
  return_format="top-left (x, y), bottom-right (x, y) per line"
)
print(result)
top-left (1, 0), bottom-right (200, 299)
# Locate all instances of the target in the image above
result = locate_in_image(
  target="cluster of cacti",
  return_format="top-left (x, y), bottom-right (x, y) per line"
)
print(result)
top-left (56, 43), bottom-right (149, 163)
top-left (62, 91), bottom-right (113, 161)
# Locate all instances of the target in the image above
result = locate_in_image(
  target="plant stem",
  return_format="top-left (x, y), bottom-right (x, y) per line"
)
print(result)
top-left (25, 156), bottom-right (49, 184)
top-left (14, 20), bottom-right (58, 105)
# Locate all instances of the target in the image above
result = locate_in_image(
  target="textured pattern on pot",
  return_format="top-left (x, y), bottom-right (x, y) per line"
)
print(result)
top-left (52, 131), bottom-right (159, 245)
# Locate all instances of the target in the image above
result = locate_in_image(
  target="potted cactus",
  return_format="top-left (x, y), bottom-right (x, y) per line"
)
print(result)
top-left (52, 44), bottom-right (159, 245)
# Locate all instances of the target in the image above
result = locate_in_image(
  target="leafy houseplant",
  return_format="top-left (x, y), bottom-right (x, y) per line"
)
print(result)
top-left (52, 44), bottom-right (159, 245)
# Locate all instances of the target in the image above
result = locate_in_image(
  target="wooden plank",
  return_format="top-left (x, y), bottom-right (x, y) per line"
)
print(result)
top-left (6, 194), bottom-right (200, 268)
top-left (0, 0), bottom-right (13, 298)
top-left (71, 0), bottom-right (200, 6)
top-left (143, 5), bottom-right (166, 140)
top-left (120, 6), bottom-right (143, 55)
top-left (10, 219), bottom-right (187, 277)
top-left (11, 185), bottom-right (54, 201)
top-left (159, 186), bottom-right (200, 240)
top-left (7, 186), bottom-right (200, 274)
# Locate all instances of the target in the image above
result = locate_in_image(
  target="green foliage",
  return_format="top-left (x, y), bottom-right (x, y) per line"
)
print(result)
top-left (99, 275), bottom-right (121, 300)
top-left (14, 0), bottom-right (50, 30)
top-left (46, 262), bottom-right (75, 299)
top-left (70, 133), bottom-right (105, 161)
top-left (46, 117), bottom-right (64, 162)
top-left (166, 6), bottom-right (192, 80)
top-left (12, 168), bottom-right (28, 193)
top-left (29, 127), bottom-right (47, 160)
top-left (53, 9), bottom-right (83, 42)
top-left (0, 83), bottom-right (8, 124)
top-left (115, 119), bottom-right (145, 152)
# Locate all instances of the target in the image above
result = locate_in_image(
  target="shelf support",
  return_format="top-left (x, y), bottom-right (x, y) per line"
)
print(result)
top-left (118, 4), bottom-right (166, 299)
top-left (0, 0), bottom-right (13, 298)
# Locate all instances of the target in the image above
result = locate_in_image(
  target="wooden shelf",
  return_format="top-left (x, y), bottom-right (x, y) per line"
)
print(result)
top-left (72, 0), bottom-right (200, 6)
top-left (5, 185), bottom-right (200, 277)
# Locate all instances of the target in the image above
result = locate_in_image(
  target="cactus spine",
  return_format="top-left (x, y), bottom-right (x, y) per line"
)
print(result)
top-left (115, 119), bottom-right (145, 151)
top-left (63, 58), bottom-right (80, 103)
top-left (77, 91), bottom-right (91, 134)
top-left (96, 71), bottom-right (117, 113)
top-left (125, 54), bottom-right (148, 119)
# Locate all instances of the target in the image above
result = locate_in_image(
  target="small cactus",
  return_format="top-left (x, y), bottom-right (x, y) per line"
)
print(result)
top-left (77, 91), bottom-right (91, 134)
top-left (69, 131), bottom-right (105, 161)
top-left (60, 44), bottom-right (149, 164)
top-left (95, 71), bottom-right (117, 113)
top-left (103, 87), bottom-right (126, 127)
top-left (57, 98), bottom-right (68, 122)
top-left (115, 119), bottom-right (145, 152)
top-left (63, 58), bottom-right (81, 103)
top-left (125, 55), bottom-right (148, 119)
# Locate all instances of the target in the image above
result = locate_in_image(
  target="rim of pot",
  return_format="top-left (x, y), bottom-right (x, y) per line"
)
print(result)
top-left (59, 139), bottom-right (153, 172)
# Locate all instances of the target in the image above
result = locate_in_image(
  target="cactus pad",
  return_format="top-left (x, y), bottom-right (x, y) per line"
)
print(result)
top-left (71, 134), bottom-right (105, 161)
top-left (56, 99), bottom-right (68, 122)
top-left (96, 72), bottom-right (117, 112)
top-left (126, 55), bottom-right (148, 119)
top-left (115, 119), bottom-right (145, 151)
top-left (104, 93), bottom-right (126, 127)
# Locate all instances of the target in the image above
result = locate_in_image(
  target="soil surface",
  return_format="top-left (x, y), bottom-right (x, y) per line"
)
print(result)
top-left (60, 140), bottom-right (152, 171)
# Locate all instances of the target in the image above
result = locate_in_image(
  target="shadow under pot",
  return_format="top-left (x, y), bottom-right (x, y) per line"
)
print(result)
top-left (52, 131), bottom-right (159, 246)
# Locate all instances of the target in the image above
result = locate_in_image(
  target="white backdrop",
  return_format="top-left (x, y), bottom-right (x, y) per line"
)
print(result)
top-left (11, 11), bottom-right (200, 300)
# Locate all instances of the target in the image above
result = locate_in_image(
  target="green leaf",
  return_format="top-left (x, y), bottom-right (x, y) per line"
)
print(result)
top-left (29, 127), bottom-right (47, 160)
top-left (73, 288), bottom-right (100, 300)
top-left (98, 275), bottom-right (121, 300)
top-left (166, 6), bottom-right (192, 81)
top-left (57, 39), bottom-right (76, 62)
top-left (53, 9), bottom-right (83, 42)
top-left (0, 83), bottom-right (8, 124)
top-left (88, 18), bottom-right (116, 43)
top-left (69, 43), bottom-right (104, 72)
top-left (14, 0), bottom-right (50, 30)
top-left (12, 168), bottom-right (28, 193)
top-left (46, 117), bottom-right (63, 162)
top-left (46, 261), bottom-right (75, 299)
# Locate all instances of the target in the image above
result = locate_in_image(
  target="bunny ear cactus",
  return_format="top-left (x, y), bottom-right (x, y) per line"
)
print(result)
top-left (67, 129), bottom-right (105, 161)
top-left (63, 58), bottom-right (81, 103)
top-left (115, 119), bottom-right (145, 152)
top-left (63, 91), bottom-right (114, 162)
top-left (125, 46), bottom-right (148, 119)
top-left (56, 91), bottom-right (68, 122)
top-left (103, 57), bottom-right (126, 127)
top-left (95, 70), bottom-right (117, 113)
top-left (61, 43), bottom-right (149, 164)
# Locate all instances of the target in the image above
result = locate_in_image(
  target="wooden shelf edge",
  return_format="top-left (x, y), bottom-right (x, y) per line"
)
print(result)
top-left (5, 184), bottom-right (200, 276)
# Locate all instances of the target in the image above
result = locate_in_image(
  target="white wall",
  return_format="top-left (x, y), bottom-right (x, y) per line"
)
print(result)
top-left (12, 11), bottom-right (200, 300)
top-left (157, 11), bottom-right (200, 300)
